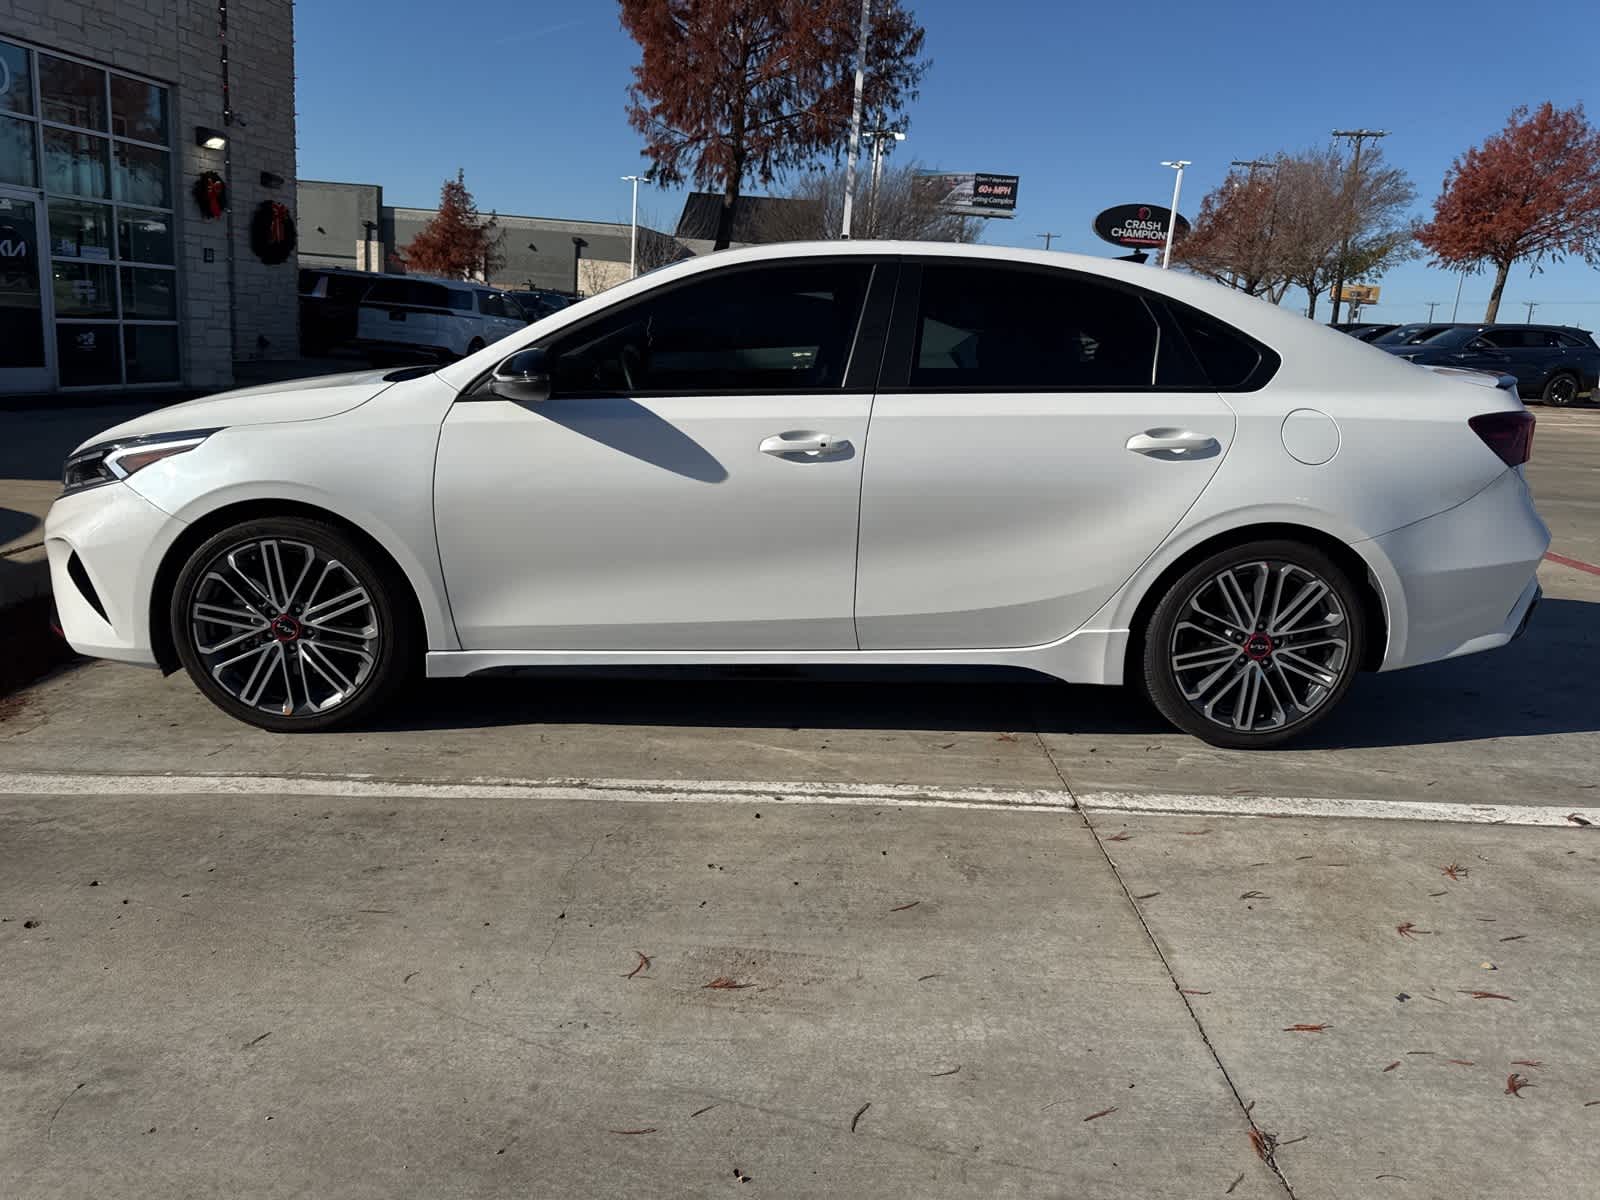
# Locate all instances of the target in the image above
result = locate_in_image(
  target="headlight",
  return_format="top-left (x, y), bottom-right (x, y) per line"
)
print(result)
top-left (62, 428), bottom-right (222, 496)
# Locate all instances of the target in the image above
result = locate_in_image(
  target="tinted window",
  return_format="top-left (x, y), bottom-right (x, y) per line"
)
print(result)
top-left (1482, 329), bottom-right (1532, 348)
top-left (1166, 301), bottom-right (1270, 389)
top-left (1556, 331), bottom-right (1592, 348)
top-left (446, 288), bottom-right (473, 312)
top-left (909, 264), bottom-right (1159, 389)
top-left (547, 261), bottom-right (871, 394)
top-left (364, 279), bottom-right (455, 309)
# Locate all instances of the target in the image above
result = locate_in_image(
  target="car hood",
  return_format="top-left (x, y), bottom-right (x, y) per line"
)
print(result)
top-left (74, 368), bottom-right (403, 453)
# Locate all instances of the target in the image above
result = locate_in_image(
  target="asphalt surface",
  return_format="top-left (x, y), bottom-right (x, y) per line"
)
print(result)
top-left (1, 404), bottom-right (1597, 1199)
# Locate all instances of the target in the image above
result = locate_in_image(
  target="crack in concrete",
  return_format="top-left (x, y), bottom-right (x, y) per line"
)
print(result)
top-left (1030, 729), bottom-right (1297, 1200)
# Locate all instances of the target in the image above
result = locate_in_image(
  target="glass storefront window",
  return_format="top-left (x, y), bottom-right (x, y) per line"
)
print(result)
top-left (52, 260), bottom-right (116, 318)
top-left (3, 43), bottom-right (177, 391)
top-left (56, 322), bottom-right (120, 386)
top-left (49, 198), bottom-right (113, 259)
top-left (113, 141), bottom-right (169, 207)
top-left (110, 75), bottom-right (168, 144)
top-left (43, 127), bottom-right (109, 198)
top-left (117, 207), bottom-right (172, 263)
top-left (39, 54), bottom-right (106, 130)
top-left (0, 113), bottom-right (35, 187)
top-left (120, 267), bottom-right (175, 320)
top-left (1, 41), bottom-right (34, 116)
top-left (124, 325), bottom-right (178, 383)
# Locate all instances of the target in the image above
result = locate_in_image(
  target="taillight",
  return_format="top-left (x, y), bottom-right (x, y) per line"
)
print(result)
top-left (1468, 410), bottom-right (1535, 467)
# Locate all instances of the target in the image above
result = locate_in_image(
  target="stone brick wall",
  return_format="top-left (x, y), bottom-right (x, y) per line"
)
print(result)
top-left (3, 0), bottom-right (297, 390)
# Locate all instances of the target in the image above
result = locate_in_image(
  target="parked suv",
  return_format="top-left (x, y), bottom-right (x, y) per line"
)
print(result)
top-left (1380, 323), bottom-right (1599, 406)
top-left (355, 277), bottom-right (528, 363)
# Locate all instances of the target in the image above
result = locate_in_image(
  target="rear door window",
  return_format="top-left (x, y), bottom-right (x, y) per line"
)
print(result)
top-left (906, 264), bottom-right (1162, 390)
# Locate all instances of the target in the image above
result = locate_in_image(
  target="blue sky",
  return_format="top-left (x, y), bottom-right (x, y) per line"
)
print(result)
top-left (296, 0), bottom-right (1600, 328)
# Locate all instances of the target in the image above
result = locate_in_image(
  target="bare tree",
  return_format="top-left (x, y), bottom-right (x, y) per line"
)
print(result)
top-left (756, 160), bottom-right (982, 242)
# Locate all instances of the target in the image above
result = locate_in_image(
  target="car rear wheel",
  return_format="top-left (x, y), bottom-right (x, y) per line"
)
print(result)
top-left (170, 517), bottom-right (416, 732)
top-left (1141, 540), bottom-right (1366, 749)
top-left (1541, 373), bottom-right (1579, 407)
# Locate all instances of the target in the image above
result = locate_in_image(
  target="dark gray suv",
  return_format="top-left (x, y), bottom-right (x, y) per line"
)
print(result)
top-left (1380, 323), bottom-right (1599, 406)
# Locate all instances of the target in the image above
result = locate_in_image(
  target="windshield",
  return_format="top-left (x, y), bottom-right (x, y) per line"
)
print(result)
top-left (1372, 323), bottom-right (1453, 346)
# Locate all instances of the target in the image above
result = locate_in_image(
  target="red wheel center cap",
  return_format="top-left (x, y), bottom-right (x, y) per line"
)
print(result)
top-left (1243, 633), bottom-right (1274, 661)
top-left (270, 614), bottom-right (302, 642)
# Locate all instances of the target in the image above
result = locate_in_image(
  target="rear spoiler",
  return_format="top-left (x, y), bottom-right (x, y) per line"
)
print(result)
top-left (1421, 365), bottom-right (1519, 393)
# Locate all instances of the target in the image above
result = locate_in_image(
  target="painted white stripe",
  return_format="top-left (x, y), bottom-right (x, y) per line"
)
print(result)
top-left (0, 771), bottom-right (1596, 827)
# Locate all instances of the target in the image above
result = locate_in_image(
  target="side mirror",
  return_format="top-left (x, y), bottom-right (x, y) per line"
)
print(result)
top-left (489, 348), bottom-right (552, 403)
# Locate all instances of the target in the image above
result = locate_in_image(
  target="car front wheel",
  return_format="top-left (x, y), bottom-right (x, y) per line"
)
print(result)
top-left (170, 516), bottom-right (416, 732)
top-left (1141, 541), bottom-right (1366, 749)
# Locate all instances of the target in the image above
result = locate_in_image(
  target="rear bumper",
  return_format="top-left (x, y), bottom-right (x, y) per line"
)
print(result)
top-left (44, 483), bottom-right (182, 667)
top-left (1368, 468), bottom-right (1550, 671)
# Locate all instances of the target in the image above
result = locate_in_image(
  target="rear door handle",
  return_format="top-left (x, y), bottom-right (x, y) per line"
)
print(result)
top-left (1126, 430), bottom-right (1218, 455)
top-left (761, 431), bottom-right (847, 457)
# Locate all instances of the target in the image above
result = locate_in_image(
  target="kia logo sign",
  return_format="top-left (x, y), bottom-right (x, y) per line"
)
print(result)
top-left (1093, 204), bottom-right (1189, 249)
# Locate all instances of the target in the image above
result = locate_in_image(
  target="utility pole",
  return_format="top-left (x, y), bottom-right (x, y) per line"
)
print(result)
top-left (863, 128), bottom-right (904, 236)
top-left (1450, 271), bottom-right (1466, 320)
top-left (840, 0), bottom-right (871, 239)
top-left (1230, 158), bottom-right (1273, 178)
top-left (1159, 159), bottom-right (1190, 269)
top-left (1036, 232), bottom-right (1060, 250)
top-left (1525, 301), bottom-right (1538, 322)
top-left (1328, 128), bottom-right (1389, 324)
top-left (1425, 301), bottom-right (1439, 321)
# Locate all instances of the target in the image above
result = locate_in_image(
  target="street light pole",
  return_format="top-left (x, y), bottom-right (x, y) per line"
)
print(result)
top-left (1425, 301), bottom-right (1439, 321)
top-left (1328, 128), bottom-right (1389, 324)
top-left (1036, 232), bottom-right (1059, 250)
top-left (840, 0), bottom-right (871, 239)
top-left (863, 128), bottom-right (905, 237)
top-left (1450, 270), bottom-right (1466, 320)
top-left (1159, 160), bottom-right (1190, 269)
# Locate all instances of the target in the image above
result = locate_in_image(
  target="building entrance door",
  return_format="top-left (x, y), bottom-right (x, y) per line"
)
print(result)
top-left (0, 189), bottom-right (53, 393)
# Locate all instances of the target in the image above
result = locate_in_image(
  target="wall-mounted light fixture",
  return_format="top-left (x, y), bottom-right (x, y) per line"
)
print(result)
top-left (195, 126), bottom-right (228, 150)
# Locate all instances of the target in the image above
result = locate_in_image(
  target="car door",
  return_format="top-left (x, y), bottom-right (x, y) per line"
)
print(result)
top-left (433, 257), bottom-right (892, 650)
top-left (855, 260), bottom-right (1238, 650)
top-left (1465, 329), bottom-right (1534, 386)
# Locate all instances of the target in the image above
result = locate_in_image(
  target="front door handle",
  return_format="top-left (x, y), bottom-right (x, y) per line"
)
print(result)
top-left (761, 431), bottom-right (847, 457)
top-left (1126, 429), bottom-right (1218, 455)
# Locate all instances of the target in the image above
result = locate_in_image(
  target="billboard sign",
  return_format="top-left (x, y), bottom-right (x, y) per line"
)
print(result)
top-left (917, 172), bottom-right (1019, 218)
top-left (1330, 283), bottom-right (1380, 306)
top-left (1092, 204), bottom-right (1189, 249)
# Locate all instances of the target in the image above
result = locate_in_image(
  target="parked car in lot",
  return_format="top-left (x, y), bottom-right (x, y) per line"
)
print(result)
top-left (46, 242), bottom-right (1548, 748)
top-left (1380, 323), bottom-right (1599, 406)
top-left (507, 289), bottom-right (573, 322)
top-left (354, 277), bottom-right (528, 363)
top-left (298, 267), bottom-right (372, 356)
top-left (1369, 322), bottom-right (1458, 346)
top-left (1333, 322), bottom-right (1400, 342)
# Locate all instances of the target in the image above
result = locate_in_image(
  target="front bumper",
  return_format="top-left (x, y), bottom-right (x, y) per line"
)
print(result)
top-left (1368, 468), bottom-right (1550, 671)
top-left (44, 483), bottom-right (185, 666)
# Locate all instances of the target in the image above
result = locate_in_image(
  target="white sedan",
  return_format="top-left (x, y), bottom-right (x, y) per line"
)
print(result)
top-left (45, 243), bottom-right (1548, 748)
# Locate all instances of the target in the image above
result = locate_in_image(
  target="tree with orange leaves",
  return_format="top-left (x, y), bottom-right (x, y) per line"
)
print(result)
top-left (399, 170), bottom-right (504, 282)
top-left (1418, 103), bottom-right (1600, 321)
top-left (620, 0), bottom-right (927, 250)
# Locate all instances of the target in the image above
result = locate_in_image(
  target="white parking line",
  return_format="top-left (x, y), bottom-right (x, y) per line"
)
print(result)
top-left (0, 771), bottom-right (1596, 828)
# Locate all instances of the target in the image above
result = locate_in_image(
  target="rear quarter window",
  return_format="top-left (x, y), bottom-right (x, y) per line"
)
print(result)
top-left (1164, 300), bottom-right (1278, 390)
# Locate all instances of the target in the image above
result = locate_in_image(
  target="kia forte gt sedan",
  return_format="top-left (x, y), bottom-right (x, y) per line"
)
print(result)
top-left (46, 243), bottom-right (1549, 748)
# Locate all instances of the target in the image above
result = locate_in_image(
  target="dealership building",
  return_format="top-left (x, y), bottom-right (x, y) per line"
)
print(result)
top-left (1, 2), bottom-right (298, 398)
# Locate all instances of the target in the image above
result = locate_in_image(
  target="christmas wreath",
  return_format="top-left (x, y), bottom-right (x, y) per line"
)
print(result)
top-left (249, 200), bottom-right (296, 265)
top-left (192, 171), bottom-right (227, 219)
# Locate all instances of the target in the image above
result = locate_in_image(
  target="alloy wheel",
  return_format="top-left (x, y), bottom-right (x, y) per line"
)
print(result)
top-left (1168, 560), bottom-right (1351, 735)
top-left (188, 538), bottom-right (381, 717)
top-left (1547, 376), bottom-right (1577, 406)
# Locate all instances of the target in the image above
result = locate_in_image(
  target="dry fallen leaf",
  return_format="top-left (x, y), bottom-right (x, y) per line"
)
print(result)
top-left (1441, 863), bottom-right (1469, 880)
top-left (608, 1127), bottom-right (657, 1135)
top-left (995, 733), bottom-right (1019, 743)
top-left (1082, 1106), bottom-right (1118, 1122)
top-left (1240, 890), bottom-right (1268, 900)
top-left (1461, 990), bottom-right (1515, 1001)
top-left (624, 951), bottom-right (651, 980)
top-left (889, 900), bottom-right (921, 912)
top-left (1446, 1059), bottom-right (1476, 1066)
top-left (1249, 1127), bottom-right (1277, 1161)
top-left (1283, 1023), bottom-right (1331, 1033)
top-left (1396, 922), bottom-right (1431, 939)
top-left (1505, 1073), bottom-right (1534, 1098)
top-left (1180, 987), bottom-right (1212, 996)
top-left (703, 977), bottom-right (754, 990)
top-left (1134, 891), bottom-right (1161, 900)
top-left (1511, 1060), bottom-right (1544, 1069)
top-left (1382, 1061), bottom-right (1401, 1072)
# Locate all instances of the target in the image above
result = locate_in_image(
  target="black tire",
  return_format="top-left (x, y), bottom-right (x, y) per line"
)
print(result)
top-left (1541, 372), bottom-right (1579, 407)
top-left (1140, 540), bottom-right (1366, 749)
top-left (170, 516), bottom-right (418, 732)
